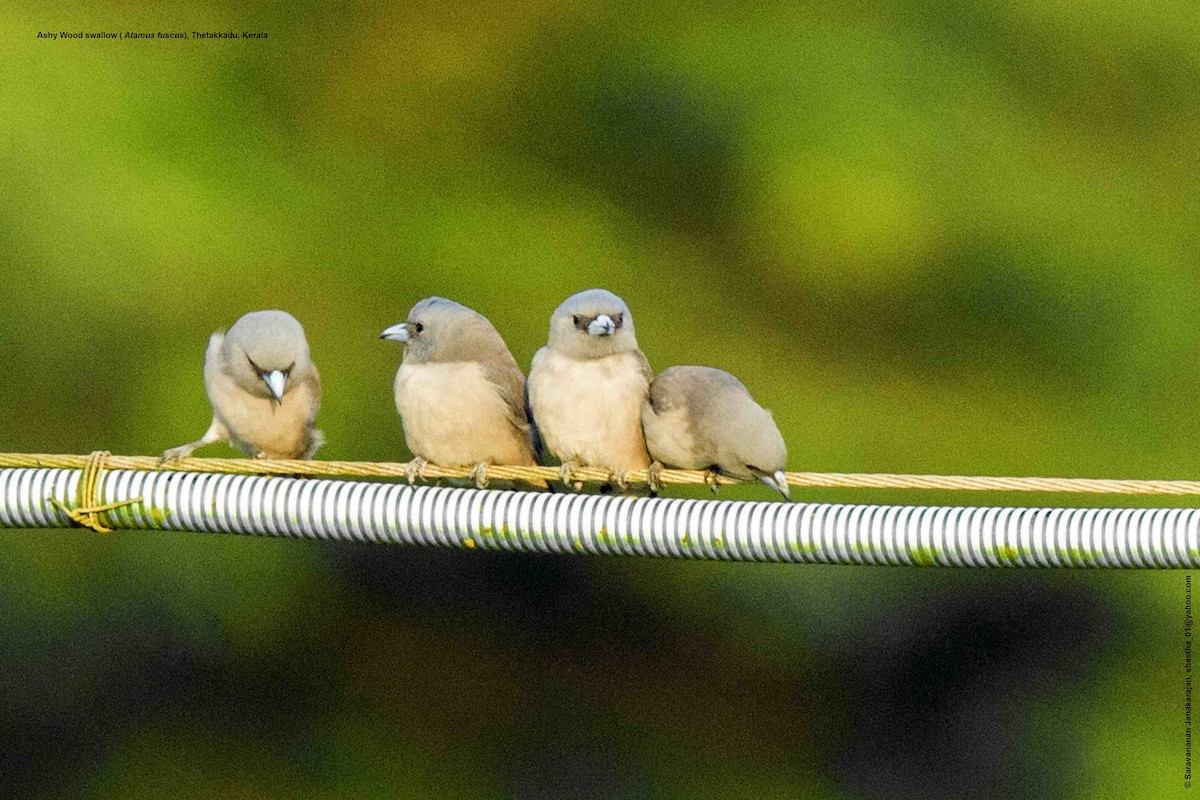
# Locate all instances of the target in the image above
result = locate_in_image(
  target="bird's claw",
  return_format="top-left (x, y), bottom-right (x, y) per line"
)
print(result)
top-left (158, 445), bottom-right (193, 465)
top-left (405, 457), bottom-right (428, 486)
top-left (704, 469), bottom-right (723, 494)
top-left (609, 470), bottom-right (630, 493)
top-left (559, 462), bottom-right (583, 491)
top-left (647, 462), bottom-right (664, 494)
top-left (469, 463), bottom-right (490, 489)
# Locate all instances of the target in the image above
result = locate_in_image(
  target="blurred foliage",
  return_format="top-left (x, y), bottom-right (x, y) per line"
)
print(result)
top-left (1, 0), bottom-right (1197, 796)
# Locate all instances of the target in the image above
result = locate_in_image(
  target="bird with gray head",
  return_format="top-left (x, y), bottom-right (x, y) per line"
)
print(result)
top-left (380, 297), bottom-right (544, 488)
top-left (160, 310), bottom-right (323, 462)
top-left (527, 288), bottom-right (653, 490)
top-left (642, 366), bottom-right (789, 499)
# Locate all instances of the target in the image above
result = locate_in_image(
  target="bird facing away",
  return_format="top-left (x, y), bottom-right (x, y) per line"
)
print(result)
top-left (380, 297), bottom-right (542, 488)
top-left (161, 310), bottom-right (323, 461)
top-left (528, 288), bottom-right (653, 488)
top-left (642, 365), bottom-right (789, 498)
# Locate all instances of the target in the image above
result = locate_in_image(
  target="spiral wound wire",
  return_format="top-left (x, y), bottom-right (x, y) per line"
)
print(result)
top-left (3, 454), bottom-right (1200, 567)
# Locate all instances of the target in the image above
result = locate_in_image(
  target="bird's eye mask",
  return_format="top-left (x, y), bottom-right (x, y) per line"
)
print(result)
top-left (573, 313), bottom-right (625, 334)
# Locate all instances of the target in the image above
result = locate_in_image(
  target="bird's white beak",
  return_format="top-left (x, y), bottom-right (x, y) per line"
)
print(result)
top-left (587, 314), bottom-right (615, 336)
top-left (263, 370), bottom-right (287, 403)
top-left (380, 323), bottom-right (411, 343)
top-left (759, 470), bottom-right (791, 500)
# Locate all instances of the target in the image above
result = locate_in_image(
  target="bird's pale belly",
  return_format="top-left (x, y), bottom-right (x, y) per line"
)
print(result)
top-left (531, 352), bottom-right (650, 472)
top-left (395, 362), bottom-right (530, 466)
top-left (215, 386), bottom-right (313, 459)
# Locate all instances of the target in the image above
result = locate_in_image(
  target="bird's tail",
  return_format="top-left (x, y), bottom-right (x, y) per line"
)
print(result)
top-left (304, 428), bottom-right (326, 460)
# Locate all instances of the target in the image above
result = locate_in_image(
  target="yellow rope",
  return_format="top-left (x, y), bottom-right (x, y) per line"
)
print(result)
top-left (3, 451), bottom-right (1200, 496)
top-left (47, 451), bottom-right (143, 532)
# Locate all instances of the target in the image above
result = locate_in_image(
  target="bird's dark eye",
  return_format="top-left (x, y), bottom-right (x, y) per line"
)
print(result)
top-left (246, 355), bottom-right (262, 375)
top-left (572, 315), bottom-right (581, 327)
top-left (415, 323), bottom-right (424, 333)
top-left (614, 313), bottom-right (624, 328)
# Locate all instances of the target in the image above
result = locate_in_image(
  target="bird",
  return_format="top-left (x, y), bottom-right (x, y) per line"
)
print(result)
top-left (641, 365), bottom-right (789, 499)
top-left (380, 297), bottom-right (544, 488)
top-left (527, 288), bottom-right (653, 490)
top-left (160, 310), bottom-right (323, 462)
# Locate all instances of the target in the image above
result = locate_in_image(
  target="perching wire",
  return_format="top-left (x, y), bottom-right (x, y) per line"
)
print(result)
top-left (2, 452), bottom-right (1200, 495)
top-left (2, 452), bottom-right (1200, 568)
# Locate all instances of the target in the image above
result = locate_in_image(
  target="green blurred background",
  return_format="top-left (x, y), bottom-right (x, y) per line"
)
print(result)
top-left (1, 0), bottom-right (1196, 796)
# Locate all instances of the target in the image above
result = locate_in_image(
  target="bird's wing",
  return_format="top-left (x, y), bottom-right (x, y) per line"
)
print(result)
top-left (631, 348), bottom-right (654, 387)
top-left (483, 357), bottom-right (538, 459)
top-left (305, 363), bottom-right (322, 414)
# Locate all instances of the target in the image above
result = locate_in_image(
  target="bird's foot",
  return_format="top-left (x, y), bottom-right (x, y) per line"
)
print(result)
top-left (469, 463), bottom-right (490, 489)
top-left (704, 468), bottom-right (723, 495)
top-left (405, 457), bottom-right (428, 486)
top-left (646, 462), bottom-right (665, 494)
top-left (559, 461), bottom-right (583, 491)
top-left (609, 470), bottom-right (631, 493)
top-left (158, 444), bottom-right (195, 465)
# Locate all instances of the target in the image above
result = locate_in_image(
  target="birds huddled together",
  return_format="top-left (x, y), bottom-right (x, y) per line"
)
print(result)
top-left (161, 290), bottom-right (790, 499)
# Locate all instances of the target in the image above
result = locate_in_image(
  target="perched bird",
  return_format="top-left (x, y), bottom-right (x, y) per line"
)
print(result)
top-left (380, 297), bottom-right (543, 488)
top-left (160, 310), bottom-right (323, 461)
top-left (641, 366), bottom-right (789, 498)
top-left (528, 289), bottom-right (653, 488)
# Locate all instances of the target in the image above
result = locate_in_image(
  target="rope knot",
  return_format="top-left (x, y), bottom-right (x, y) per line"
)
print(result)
top-left (50, 450), bottom-right (142, 533)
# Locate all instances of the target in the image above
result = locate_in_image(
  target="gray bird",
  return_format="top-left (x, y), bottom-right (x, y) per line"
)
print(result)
top-left (161, 310), bottom-right (323, 461)
top-left (642, 366), bottom-right (789, 498)
top-left (380, 297), bottom-right (543, 488)
top-left (527, 289), bottom-right (653, 488)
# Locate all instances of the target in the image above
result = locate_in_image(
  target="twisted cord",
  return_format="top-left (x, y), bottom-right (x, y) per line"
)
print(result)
top-left (46, 451), bottom-right (143, 532)
top-left (3, 451), bottom-right (1200, 496)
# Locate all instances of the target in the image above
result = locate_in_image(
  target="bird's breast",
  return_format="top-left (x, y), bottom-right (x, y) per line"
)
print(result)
top-left (528, 349), bottom-right (650, 470)
top-left (206, 366), bottom-right (319, 459)
top-left (394, 361), bottom-right (530, 465)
